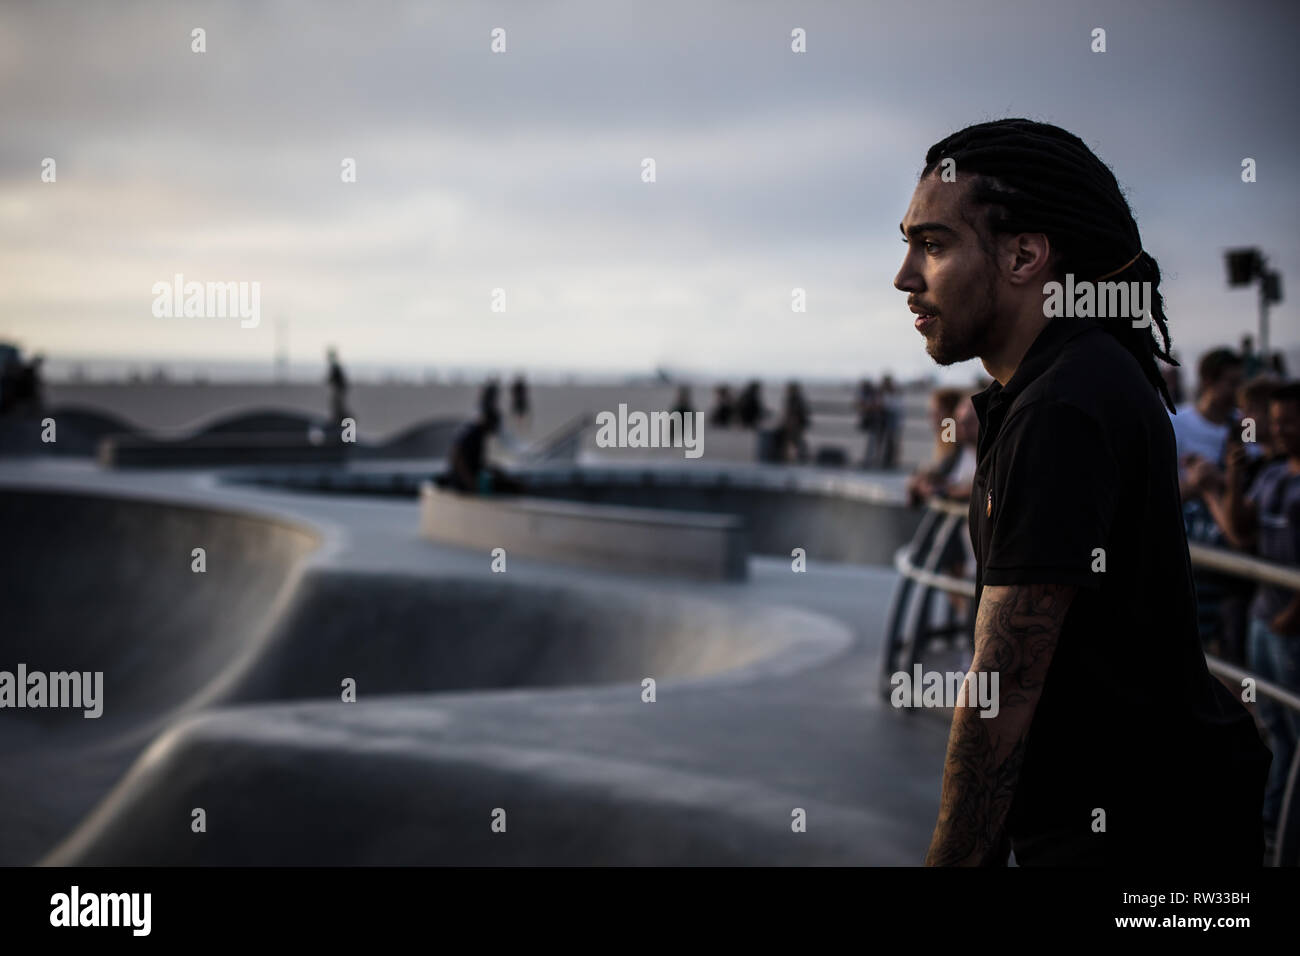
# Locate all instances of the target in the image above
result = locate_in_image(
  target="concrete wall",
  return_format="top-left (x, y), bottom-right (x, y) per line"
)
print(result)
top-left (420, 483), bottom-right (749, 581)
top-left (516, 466), bottom-right (923, 566)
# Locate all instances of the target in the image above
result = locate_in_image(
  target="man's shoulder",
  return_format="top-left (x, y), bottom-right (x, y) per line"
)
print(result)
top-left (1017, 326), bottom-right (1165, 429)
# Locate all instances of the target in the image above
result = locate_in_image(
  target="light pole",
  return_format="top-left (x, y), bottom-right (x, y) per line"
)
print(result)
top-left (1225, 248), bottom-right (1284, 360)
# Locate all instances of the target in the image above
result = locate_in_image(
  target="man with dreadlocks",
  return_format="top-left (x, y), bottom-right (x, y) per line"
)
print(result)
top-left (895, 119), bottom-right (1271, 867)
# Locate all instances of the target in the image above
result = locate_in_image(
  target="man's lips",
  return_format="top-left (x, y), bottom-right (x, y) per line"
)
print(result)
top-left (913, 311), bottom-right (938, 331)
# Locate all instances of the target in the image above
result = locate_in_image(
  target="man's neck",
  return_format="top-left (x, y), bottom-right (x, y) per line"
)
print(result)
top-left (980, 312), bottom-right (1050, 386)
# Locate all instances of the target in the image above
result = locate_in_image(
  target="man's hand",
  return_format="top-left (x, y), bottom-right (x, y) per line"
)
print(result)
top-left (924, 581), bottom-right (1076, 866)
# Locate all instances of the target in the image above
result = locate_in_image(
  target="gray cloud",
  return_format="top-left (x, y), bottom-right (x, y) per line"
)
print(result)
top-left (1, 0), bottom-right (1296, 380)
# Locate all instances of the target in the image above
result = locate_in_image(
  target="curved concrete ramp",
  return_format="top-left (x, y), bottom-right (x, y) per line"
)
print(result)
top-left (3, 486), bottom-right (864, 865)
top-left (193, 409), bottom-right (324, 436)
top-left (0, 489), bottom-right (318, 864)
top-left (44, 693), bottom-right (905, 866)
top-left (0, 489), bottom-right (318, 727)
top-left (220, 571), bottom-right (797, 703)
top-left (37, 580), bottom-right (854, 866)
top-left (0, 406), bottom-right (139, 457)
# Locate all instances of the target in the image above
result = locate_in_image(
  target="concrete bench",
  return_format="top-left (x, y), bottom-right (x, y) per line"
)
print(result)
top-left (419, 481), bottom-right (748, 581)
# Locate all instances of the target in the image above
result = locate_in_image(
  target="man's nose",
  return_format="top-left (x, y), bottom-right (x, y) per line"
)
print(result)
top-left (894, 256), bottom-right (920, 292)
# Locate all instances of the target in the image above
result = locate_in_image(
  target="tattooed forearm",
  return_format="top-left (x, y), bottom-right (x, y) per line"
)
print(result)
top-left (924, 581), bottom-right (1076, 866)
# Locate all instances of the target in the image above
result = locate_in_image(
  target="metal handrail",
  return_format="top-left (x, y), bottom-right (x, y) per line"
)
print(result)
top-left (884, 494), bottom-right (1300, 867)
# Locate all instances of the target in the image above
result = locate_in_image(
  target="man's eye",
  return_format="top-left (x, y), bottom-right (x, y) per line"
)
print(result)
top-left (901, 237), bottom-right (939, 252)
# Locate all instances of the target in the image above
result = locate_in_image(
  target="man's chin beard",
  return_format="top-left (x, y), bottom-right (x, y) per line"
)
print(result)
top-left (926, 325), bottom-right (980, 366)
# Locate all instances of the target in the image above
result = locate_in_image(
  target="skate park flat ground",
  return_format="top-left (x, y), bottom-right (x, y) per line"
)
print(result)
top-left (0, 458), bottom-right (950, 865)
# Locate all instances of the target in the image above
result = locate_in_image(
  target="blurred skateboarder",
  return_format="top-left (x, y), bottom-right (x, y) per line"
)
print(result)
top-left (443, 406), bottom-right (521, 495)
top-left (326, 347), bottom-right (350, 438)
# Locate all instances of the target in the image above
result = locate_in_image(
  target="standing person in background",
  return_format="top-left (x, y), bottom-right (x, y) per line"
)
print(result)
top-left (778, 381), bottom-right (811, 463)
top-left (1237, 375), bottom-right (1284, 478)
top-left (877, 374), bottom-right (903, 469)
top-left (736, 381), bottom-right (765, 429)
top-left (1197, 375), bottom-right (1285, 665)
top-left (670, 385), bottom-right (693, 445)
top-left (479, 377), bottom-right (501, 421)
top-left (1223, 382), bottom-right (1300, 846)
top-left (856, 378), bottom-right (881, 466)
top-left (1172, 348), bottom-right (1243, 488)
top-left (708, 385), bottom-right (735, 427)
top-left (510, 374), bottom-right (530, 433)
top-left (325, 347), bottom-right (351, 439)
top-left (1171, 348), bottom-right (1245, 655)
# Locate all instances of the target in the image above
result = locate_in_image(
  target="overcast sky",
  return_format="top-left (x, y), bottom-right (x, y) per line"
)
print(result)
top-left (1, 0), bottom-right (1296, 382)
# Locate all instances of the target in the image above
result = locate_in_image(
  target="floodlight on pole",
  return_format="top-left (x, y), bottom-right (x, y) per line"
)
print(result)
top-left (1224, 247), bottom-right (1281, 357)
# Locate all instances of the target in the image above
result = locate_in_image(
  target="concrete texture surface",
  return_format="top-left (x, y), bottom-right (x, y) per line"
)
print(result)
top-left (0, 457), bottom-right (950, 866)
top-left (420, 482), bottom-right (749, 581)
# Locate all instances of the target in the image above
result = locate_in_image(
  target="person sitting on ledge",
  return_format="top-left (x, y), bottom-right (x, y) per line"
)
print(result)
top-left (441, 407), bottom-right (523, 495)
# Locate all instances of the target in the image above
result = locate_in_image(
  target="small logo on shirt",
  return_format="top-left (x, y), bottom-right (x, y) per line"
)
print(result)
top-left (986, 490), bottom-right (993, 517)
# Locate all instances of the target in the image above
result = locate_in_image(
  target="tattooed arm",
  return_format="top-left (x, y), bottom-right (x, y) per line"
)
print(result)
top-left (923, 581), bottom-right (1076, 866)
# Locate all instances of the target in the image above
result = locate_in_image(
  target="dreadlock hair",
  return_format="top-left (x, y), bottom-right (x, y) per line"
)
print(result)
top-left (920, 118), bottom-right (1179, 412)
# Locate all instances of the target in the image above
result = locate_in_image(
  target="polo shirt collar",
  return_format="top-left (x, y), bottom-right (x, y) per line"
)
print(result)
top-left (971, 316), bottom-right (1098, 444)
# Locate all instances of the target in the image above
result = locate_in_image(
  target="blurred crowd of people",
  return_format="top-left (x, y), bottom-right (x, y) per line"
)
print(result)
top-left (706, 379), bottom-right (811, 462)
top-left (909, 336), bottom-right (1299, 836)
top-left (704, 377), bottom-right (904, 467)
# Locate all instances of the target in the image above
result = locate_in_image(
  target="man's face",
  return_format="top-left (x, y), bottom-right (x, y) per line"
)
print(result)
top-left (1204, 366), bottom-right (1243, 410)
top-left (894, 173), bottom-right (1002, 366)
top-left (1269, 399), bottom-right (1300, 458)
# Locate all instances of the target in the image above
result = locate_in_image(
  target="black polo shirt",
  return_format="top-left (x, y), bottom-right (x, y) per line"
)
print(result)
top-left (968, 316), bottom-right (1270, 866)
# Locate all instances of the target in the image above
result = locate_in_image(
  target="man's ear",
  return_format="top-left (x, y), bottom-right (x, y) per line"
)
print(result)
top-left (1004, 233), bottom-right (1054, 287)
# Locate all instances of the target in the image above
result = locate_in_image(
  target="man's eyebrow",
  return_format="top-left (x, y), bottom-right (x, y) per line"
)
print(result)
top-left (899, 221), bottom-right (959, 239)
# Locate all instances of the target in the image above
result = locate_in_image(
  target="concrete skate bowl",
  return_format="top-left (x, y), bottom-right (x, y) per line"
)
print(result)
top-left (219, 570), bottom-right (814, 705)
top-left (0, 488), bottom-right (319, 729)
top-left (44, 589), bottom-right (853, 866)
top-left (0, 487), bottom-right (851, 864)
top-left (0, 488), bottom-right (318, 864)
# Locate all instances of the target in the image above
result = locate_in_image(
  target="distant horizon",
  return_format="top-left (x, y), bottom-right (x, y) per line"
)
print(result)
top-left (30, 352), bottom-right (953, 389)
top-left (21, 337), bottom-right (1297, 391)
